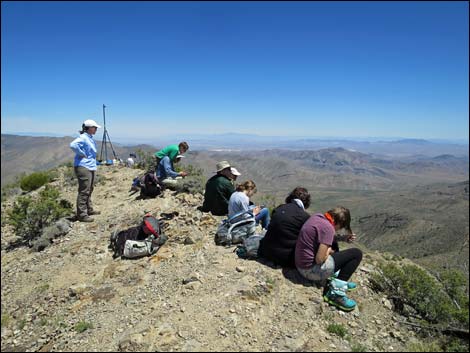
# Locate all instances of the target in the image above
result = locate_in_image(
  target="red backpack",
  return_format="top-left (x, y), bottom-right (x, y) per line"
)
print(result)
top-left (142, 213), bottom-right (163, 238)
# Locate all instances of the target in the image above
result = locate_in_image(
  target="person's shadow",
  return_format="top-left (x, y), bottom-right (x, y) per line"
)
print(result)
top-left (252, 256), bottom-right (319, 288)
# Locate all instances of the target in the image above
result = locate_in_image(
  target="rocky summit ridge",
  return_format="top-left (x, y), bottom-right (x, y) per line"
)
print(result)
top-left (1, 165), bottom-right (436, 352)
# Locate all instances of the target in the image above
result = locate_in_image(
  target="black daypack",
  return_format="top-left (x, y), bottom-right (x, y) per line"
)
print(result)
top-left (109, 214), bottom-right (167, 259)
top-left (131, 171), bottom-right (162, 198)
top-left (141, 171), bottom-right (162, 198)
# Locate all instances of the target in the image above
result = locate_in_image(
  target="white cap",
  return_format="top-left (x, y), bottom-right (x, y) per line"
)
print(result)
top-left (83, 119), bottom-right (101, 128)
top-left (230, 167), bottom-right (241, 176)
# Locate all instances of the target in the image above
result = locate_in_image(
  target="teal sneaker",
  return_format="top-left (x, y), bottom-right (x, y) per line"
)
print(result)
top-left (330, 274), bottom-right (357, 291)
top-left (323, 288), bottom-right (356, 312)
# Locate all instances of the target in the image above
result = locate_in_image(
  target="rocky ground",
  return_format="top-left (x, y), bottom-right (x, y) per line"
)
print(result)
top-left (1, 166), bottom-right (425, 352)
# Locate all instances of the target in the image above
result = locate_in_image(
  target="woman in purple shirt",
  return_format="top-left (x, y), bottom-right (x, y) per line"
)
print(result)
top-left (295, 206), bottom-right (362, 311)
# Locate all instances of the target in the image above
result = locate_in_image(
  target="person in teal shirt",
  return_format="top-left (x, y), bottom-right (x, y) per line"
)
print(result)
top-left (154, 142), bottom-right (189, 167)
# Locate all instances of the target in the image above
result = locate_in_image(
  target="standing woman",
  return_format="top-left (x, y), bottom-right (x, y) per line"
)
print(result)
top-left (70, 119), bottom-right (101, 222)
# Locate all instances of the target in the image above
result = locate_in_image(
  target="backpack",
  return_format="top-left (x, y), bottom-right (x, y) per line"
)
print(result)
top-left (109, 214), bottom-right (167, 259)
top-left (235, 234), bottom-right (265, 259)
top-left (131, 171), bottom-right (162, 198)
top-left (214, 211), bottom-right (256, 246)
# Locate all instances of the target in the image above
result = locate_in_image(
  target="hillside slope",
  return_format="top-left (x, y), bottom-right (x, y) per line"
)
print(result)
top-left (1, 134), bottom-right (156, 187)
top-left (1, 166), bottom-right (447, 352)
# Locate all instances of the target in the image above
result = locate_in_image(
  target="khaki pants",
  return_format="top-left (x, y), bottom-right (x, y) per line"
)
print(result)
top-left (75, 167), bottom-right (95, 218)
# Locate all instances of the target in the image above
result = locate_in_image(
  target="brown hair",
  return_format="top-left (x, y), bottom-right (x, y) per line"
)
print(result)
top-left (285, 187), bottom-right (311, 209)
top-left (326, 206), bottom-right (352, 233)
top-left (236, 180), bottom-right (257, 193)
top-left (179, 142), bottom-right (189, 152)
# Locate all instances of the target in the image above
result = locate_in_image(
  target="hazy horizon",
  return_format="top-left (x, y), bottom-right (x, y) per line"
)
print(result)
top-left (2, 130), bottom-right (469, 145)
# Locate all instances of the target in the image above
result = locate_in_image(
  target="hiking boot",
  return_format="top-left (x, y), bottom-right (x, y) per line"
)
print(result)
top-left (88, 210), bottom-right (101, 215)
top-left (78, 216), bottom-right (94, 222)
top-left (323, 288), bottom-right (356, 312)
top-left (330, 274), bottom-right (357, 291)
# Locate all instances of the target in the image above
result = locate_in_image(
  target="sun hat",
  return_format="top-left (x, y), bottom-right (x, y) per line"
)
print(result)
top-left (230, 167), bottom-right (241, 176)
top-left (215, 160), bottom-right (231, 172)
top-left (83, 119), bottom-right (101, 128)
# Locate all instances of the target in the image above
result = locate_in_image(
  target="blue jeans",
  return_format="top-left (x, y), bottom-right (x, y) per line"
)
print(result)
top-left (255, 208), bottom-right (270, 230)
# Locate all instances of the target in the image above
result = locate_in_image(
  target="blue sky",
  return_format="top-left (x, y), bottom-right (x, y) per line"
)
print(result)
top-left (1, 1), bottom-right (469, 141)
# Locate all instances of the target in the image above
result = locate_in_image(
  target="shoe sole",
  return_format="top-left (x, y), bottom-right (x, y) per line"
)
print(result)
top-left (323, 295), bottom-right (356, 312)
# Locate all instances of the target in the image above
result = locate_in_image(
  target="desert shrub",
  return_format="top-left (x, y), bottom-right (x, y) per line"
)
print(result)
top-left (6, 185), bottom-right (72, 246)
top-left (1, 313), bottom-right (11, 328)
top-left (371, 262), bottom-right (468, 328)
top-left (438, 269), bottom-right (469, 328)
top-left (174, 163), bottom-right (205, 195)
top-left (74, 321), bottom-right (93, 333)
top-left (327, 323), bottom-right (348, 338)
top-left (19, 171), bottom-right (55, 192)
top-left (1, 180), bottom-right (22, 204)
top-left (135, 148), bottom-right (155, 171)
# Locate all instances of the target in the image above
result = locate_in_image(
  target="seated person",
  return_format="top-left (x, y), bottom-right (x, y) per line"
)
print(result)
top-left (200, 161), bottom-right (238, 216)
top-left (156, 154), bottom-right (188, 187)
top-left (295, 206), bottom-right (362, 312)
top-left (258, 187), bottom-right (311, 267)
top-left (228, 180), bottom-right (270, 231)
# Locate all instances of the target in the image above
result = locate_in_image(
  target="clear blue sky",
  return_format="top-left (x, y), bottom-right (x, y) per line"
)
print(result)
top-left (1, 1), bottom-right (469, 141)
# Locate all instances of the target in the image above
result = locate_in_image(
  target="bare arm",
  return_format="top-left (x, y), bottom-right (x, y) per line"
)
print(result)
top-left (315, 244), bottom-right (334, 265)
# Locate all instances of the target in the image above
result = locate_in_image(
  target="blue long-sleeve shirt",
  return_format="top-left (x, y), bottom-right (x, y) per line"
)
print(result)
top-left (70, 133), bottom-right (98, 171)
top-left (157, 156), bottom-right (180, 180)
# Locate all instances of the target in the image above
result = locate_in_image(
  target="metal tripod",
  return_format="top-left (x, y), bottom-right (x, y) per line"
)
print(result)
top-left (99, 104), bottom-right (118, 164)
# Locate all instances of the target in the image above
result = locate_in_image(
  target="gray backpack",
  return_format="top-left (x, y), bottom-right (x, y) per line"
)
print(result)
top-left (123, 239), bottom-right (154, 258)
top-left (215, 210), bottom-right (257, 246)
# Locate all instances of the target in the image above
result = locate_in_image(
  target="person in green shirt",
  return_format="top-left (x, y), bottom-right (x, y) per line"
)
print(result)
top-left (154, 142), bottom-right (189, 167)
top-left (199, 161), bottom-right (240, 216)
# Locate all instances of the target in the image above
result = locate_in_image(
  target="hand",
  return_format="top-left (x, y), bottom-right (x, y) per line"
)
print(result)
top-left (180, 171), bottom-right (188, 177)
top-left (253, 206), bottom-right (261, 215)
top-left (327, 247), bottom-right (335, 255)
top-left (347, 233), bottom-right (357, 243)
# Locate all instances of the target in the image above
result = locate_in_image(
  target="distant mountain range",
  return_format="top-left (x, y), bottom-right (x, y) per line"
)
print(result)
top-left (1, 133), bottom-right (469, 273)
top-left (3, 132), bottom-right (468, 157)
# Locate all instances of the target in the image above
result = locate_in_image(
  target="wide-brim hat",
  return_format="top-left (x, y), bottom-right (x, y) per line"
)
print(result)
top-left (215, 160), bottom-right (231, 172)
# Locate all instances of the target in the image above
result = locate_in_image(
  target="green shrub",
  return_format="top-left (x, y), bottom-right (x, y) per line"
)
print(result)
top-left (19, 171), bottom-right (55, 192)
top-left (438, 269), bottom-right (469, 327)
top-left (1, 313), bottom-right (11, 328)
top-left (443, 338), bottom-right (469, 352)
top-left (371, 262), bottom-right (467, 328)
top-left (174, 163), bottom-right (205, 195)
top-left (6, 185), bottom-right (72, 246)
top-left (74, 321), bottom-right (93, 333)
top-left (327, 323), bottom-right (347, 338)
top-left (17, 318), bottom-right (26, 330)
top-left (135, 149), bottom-right (155, 170)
